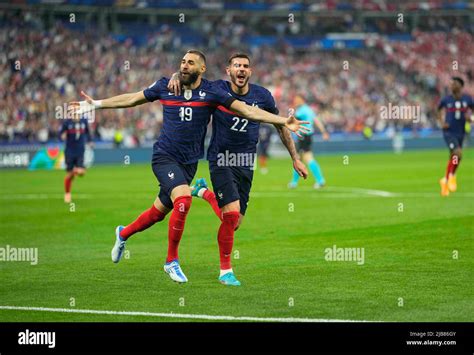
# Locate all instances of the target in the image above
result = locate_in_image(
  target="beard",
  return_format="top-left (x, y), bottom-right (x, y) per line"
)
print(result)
top-left (179, 70), bottom-right (200, 86)
top-left (230, 71), bottom-right (250, 88)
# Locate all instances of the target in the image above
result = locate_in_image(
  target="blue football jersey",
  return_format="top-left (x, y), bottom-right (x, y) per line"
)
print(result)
top-left (60, 118), bottom-right (91, 154)
top-left (144, 77), bottom-right (235, 164)
top-left (207, 80), bottom-right (278, 168)
top-left (438, 94), bottom-right (474, 136)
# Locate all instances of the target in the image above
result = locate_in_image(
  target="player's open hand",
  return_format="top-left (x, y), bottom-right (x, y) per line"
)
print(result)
top-left (167, 73), bottom-right (182, 96)
top-left (322, 132), bottom-right (330, 141)
top-left (293, 159), bottom-right (308, 179)
top-left (442, 122), bottom-right (450, 130)
top-left (285, 115), bottom-right (310, 138)
top-left (67, 91), bottom-right (100, 119)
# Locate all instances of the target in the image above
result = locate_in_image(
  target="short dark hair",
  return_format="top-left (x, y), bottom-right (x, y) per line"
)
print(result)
top-left (186, 50), bottom-right (206, 64)
top-left (452, 76), bottom-right (464, 87)
top-left (228, 53), bottom-right (251, 65)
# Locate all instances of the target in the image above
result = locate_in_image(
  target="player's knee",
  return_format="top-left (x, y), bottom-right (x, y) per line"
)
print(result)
top-left (221, 200), bottom-right (240, 214)
top-left (154, 197), bottom-right (171, 215)
top-left (302, 152), bottom-right (313, 163)
top-left (222, 211), bottom-right (240, 231)
top-left (234, 215), bottom-right (244, 231)
top-left (171, 185), bottom-right (191, 200)
top-left (150, 205), bottom-right (166, 222)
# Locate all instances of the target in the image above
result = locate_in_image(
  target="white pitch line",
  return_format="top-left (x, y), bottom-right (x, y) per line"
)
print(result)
top-left (0, 305), bottom-right (371, 323)
top-left (323, 186), bottom-right (396, 197)
top-left (251, 192), bottom-right (378, 198)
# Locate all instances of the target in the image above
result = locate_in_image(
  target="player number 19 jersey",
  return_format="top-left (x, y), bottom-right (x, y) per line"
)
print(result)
top-left (143, 77), bottom-right (235, 164)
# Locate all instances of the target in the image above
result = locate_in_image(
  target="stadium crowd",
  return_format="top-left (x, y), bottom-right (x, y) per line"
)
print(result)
top-left (1, 10), bottom-right (473, 145)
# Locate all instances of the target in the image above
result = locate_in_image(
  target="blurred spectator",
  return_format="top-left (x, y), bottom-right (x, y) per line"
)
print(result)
top-left (0, 9), bottom-right (473, 145)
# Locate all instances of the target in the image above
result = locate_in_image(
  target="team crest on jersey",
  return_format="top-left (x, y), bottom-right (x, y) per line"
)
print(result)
top-left (168, 171), bottom-right (175, 180)
top-left (184, 89), bottom-right (192, 100)
top-left (199, 91), bottom-right (206, 99)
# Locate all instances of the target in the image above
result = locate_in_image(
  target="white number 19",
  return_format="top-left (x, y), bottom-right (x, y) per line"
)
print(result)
top-left (179, 107), bottom-right (193, 121)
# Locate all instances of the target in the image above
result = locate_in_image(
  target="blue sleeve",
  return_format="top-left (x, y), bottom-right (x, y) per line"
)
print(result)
top-left (264, 91), bottom-right (279, 115)
top-left (143, 77), bottom-right (168, 102)
top-left (208, 81), bottom-right (236, 109)
top-left (213, 79), bottom-right (227, 88)
top-left (438, 96), bottom-right (446, 110)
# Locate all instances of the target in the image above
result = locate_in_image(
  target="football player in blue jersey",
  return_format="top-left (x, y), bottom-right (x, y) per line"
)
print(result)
top-left (437, 77), bottom-right (474, 196)
top-left (60, 116), bottom-right (92, 203)
top-left (168, 53), bottom-right (308, 285)
top-left (68, 50), bottom-right (309, 284)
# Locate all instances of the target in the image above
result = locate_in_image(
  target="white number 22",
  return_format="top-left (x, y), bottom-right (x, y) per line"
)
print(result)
top-left (230, 117), bottom-right (248, 132)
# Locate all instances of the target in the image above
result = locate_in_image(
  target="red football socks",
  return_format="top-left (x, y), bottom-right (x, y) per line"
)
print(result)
top-left (166, 195), bottom-right (192, 263)
top-left (217, 211), bottom-right (240, 270)
top-left (202, 189), bottom-right (223, 221)
top-left (120, 204), bottom-right (166, 240)
top-left (452, 155), bottom-right (461, 175)
top-left (445, 154), bottom-right (460, 179)
top-left (64, 175), bottom-right (73, 193)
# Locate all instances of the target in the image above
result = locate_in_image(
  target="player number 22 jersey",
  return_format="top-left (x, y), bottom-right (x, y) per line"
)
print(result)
top-left (207, 80), bottom-right (278, 168)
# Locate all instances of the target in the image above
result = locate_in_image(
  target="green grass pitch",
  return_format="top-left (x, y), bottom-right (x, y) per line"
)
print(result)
top-left (0, 148), bottom-right (473, 322)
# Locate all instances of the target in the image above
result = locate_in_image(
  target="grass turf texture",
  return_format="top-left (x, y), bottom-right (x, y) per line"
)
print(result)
top-left (0, 148), bottom-right (472, 322)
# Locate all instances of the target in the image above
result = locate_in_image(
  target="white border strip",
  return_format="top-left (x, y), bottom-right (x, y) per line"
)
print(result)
top-left (0, 305), bottom-right (372, 323)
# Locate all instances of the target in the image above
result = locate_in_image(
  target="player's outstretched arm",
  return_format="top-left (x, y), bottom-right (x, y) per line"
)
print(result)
top-left (230, 100), bottom-right (310, 137)
top-left (275, 125), bottom-right (308, 179)
top-left (68, 90), bottom-right (148, 117)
